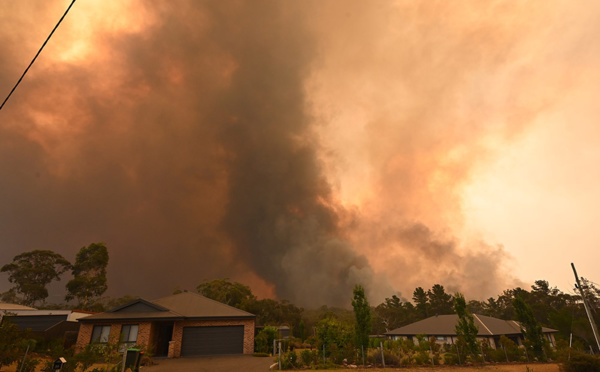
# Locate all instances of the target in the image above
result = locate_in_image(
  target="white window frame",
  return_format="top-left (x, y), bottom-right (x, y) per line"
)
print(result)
top-left (119, 324), bottom-right (139, 352)
top-left (91, 325), bottom-right (111, 344)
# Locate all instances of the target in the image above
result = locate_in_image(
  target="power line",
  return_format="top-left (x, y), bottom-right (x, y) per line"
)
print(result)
top-left (0, 0), bottom-right (77, 112)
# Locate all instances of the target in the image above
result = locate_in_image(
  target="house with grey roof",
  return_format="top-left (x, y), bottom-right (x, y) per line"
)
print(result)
top-left (0, 302), bottom-right (36, 324)
top-left (75, 291), bottom-right (255, 357)
top-left (385, 314), bottom-right (557, 349)
top-left (1, 303), bottom-right (91, 347)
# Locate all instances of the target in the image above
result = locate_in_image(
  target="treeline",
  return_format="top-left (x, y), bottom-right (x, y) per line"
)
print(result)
top-left (197, 279), bottom-right (600, 355)
top-left (2, 246), bottom-right (600, 353)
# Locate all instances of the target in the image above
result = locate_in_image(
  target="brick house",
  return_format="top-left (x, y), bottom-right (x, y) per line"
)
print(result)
top-left (75, 291), bottom-right (255, 357)
top-left (385, 314), bottom-right (557, 349)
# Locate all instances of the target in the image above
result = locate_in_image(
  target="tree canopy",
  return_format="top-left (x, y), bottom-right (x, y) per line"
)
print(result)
top-left (196, 278), bottom-right (304, 332)
top-left (514, 295), bottom-right (545, 360)
top-left (454, 293), bottom-right (479, 357)
top-left (196, 278), bottom-right (256, 308)
top-left (1, 250), bottom-right (71, 306)
top-left (351, 284), bottom-right (372, 350)
top-left (65, 242), bottom-right (109, 309)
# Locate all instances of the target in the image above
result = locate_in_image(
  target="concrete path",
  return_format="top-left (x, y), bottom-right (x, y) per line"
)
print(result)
top-left (142, 355), bottom-right (275, 372)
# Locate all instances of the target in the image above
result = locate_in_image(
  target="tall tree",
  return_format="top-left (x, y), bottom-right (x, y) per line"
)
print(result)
top-left (65, 243), bottom-right (109, 309)
top-left (244, 298), bottom-right (304, 330)
top-left (513, 295), bottom-right (545, 360)
top-left (374, 295), bottom-right (414, 333)
top-left (351, 284), bottom-right (372, 350)
top-left (196, 279), bottom-right (256, 308)
top-left (1, 250), bottom-right (71, 306)
top-left (454, 293), bottom-right (479, 357)
top-left (428, 284), bottom-right (454, 315)
top-left (413, 287), bottom-right (429, 319)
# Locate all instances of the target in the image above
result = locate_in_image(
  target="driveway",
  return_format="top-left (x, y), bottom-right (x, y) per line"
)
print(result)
top-left (142, 355), bottom-right (275, 372)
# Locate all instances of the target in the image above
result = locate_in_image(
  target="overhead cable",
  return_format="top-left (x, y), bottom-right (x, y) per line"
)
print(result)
top-left (0, 0), bottom-right (77, 112)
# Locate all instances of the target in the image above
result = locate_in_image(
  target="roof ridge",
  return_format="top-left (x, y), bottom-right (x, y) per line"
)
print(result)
top-left (472, 314), bottom-right (492, 335)
top-left (151, 291), bottom-right (255, 317)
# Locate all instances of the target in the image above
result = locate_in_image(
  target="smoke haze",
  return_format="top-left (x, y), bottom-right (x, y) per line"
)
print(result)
top-left (1, 1), bottom-right (595, 307)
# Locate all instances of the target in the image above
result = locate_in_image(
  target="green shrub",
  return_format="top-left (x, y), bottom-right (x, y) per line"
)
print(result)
top-left (305, 335), bottom-right (317, 349)
top-left (315, 317), bottom-right (353, 360)
top-left (414, 350), bottom-right (431, 365)
top-left (255, 326), bottom-right (278, 354)
top-left (366, 347), bottom-right (400, 366)
top-left (489, 347), bottom-right (508, 362)
top-left (315, 360), bottom-right (339, 369)
top-left (299, 349), bottom-right (318, 367)
top-left (327, 342), bottom-right (357, 365)
top-left (75, 344), bottom-right (102, 371)
top-left (443, 352), bottom-right (459, 365)
top-left (382, 350), bottom-right (400, 366)
top-left (560, 350), bottom-right (600, 372)
top-left (280, 350), bottom-right (299, 370)
top-left (16, 357), bottom-right (40, 372)
top-left (498, 335), bottom-right (522, 362)
top-left (288, 350), bottom-right (298, 365)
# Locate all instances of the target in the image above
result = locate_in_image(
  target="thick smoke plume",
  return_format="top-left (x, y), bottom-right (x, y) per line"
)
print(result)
top-left (0, 1), bottom-right (587, 306)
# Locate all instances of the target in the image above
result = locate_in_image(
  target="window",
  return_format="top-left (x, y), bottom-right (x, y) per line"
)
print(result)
top-left (91, 325), bottom-right (111, 344)
top-left (546, 333), bottom-right (554, 347)
top-left (119, 324), bottom-right (139, 352)
top-left (436, 336), bottom-right (447, 341)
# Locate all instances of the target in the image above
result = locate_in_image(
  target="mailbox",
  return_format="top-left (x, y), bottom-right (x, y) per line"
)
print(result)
top-left (53, 357), bottom-right (66, 371)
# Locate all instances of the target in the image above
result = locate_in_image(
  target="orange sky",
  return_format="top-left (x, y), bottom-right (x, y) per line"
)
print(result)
top-left (1, 1), bottom-right (598, 307)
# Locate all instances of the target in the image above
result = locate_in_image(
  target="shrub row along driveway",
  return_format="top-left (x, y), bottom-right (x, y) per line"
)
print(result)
top-left (145, 355), bottom-right (274, 372)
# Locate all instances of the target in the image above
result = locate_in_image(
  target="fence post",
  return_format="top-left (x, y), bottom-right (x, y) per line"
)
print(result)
top-left (19, 344), bottom-right (30, 372)
top-left (380, 342), bottom-right (385, 368)
top-left (362, 345), bottom-right (365, 367)
top-left (278, 341), bottom-right (282, 370)
top-left (430, 343), bottom-right (434, 365)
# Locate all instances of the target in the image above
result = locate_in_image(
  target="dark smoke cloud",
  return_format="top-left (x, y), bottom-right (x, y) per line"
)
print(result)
top-left (2, 1), bottom-right (580, 307)
top-left (0, 1), bottom-right (376, 307)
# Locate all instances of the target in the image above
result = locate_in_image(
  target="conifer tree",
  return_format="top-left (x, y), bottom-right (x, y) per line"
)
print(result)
top-left (454, 293), bottom-right (479, 357)
top-left (352, 284), bottom-right (372, 350)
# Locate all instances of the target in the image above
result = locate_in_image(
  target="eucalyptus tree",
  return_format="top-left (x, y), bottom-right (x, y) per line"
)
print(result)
top-left (1, 250), bottom-right (71, 306)
top-left (65, 242), bottom-right (109, 309)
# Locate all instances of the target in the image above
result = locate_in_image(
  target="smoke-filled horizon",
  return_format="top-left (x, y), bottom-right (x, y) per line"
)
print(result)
top-left (2, 1), bottom-right (599, 307)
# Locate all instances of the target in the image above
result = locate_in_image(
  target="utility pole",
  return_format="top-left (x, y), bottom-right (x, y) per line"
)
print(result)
top-left (571, 262), bottom-right (600, 352)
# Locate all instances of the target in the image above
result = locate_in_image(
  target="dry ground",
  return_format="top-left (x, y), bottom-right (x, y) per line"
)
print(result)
top-left (326, 364), bottom-right (560, 372)
top-left (1, 360), bottom-right (561, 372)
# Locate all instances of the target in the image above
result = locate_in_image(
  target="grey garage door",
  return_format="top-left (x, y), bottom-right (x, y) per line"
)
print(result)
top-left (181, 325), bottom-right (244, 356)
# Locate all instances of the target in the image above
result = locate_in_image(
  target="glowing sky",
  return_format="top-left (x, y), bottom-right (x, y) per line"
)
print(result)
top-left (1, 1), bottom-right (599, 307)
